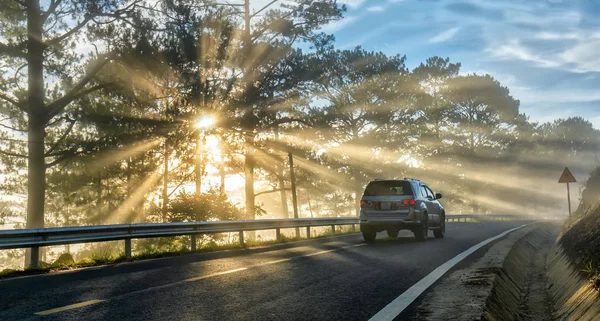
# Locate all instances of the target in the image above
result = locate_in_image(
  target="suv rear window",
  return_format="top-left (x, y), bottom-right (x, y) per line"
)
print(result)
top-left (363, 181), bottom-right (413, 196)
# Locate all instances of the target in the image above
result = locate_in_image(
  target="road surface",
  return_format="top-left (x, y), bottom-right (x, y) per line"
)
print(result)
top-left (0, 220), bottom-right (533, 321)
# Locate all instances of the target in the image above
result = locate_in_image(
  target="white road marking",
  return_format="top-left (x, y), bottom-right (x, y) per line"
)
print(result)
top-left (184, 267), bottom-right (249, 282)
top-left (32, 243), bottom-right (364, 315)
top-left (369, 222), bottom-right (537, 321)
top-left (34, 299), bottom-right (105, 315)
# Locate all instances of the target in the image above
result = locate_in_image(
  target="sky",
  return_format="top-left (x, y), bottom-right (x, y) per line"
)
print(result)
top-left (311, 0), bottom-right (600, 128)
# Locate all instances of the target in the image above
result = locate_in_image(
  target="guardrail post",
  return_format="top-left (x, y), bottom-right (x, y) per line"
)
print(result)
top-left (295, 227), bottom-right (300, 239)
top-left (352, 224), bottom-right (356, 232)
top-left (191, 234), bottom-right (197, 251)
top-left (239, 231), bottom-right (244, 245)
top-left (331, 225), bottom-right (335, 235)
top-left (29, 247), bottom-right (40, 268)
top-left (276, 228), bottom-right (281, 241)
top-left (306, 226), bottom-right (310, 238)
top-left (124, 239), bottom-right (132, 258)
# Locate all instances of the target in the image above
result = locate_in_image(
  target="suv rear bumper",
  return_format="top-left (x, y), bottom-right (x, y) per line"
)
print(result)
top-left (360, 220), bottom-right (422, 232)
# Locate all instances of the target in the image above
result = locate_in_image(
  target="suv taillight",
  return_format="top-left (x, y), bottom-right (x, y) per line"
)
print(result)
top-left (402, 199), bottom-right (416, 206)
top-left (360, 200), bottom-right (373, 208)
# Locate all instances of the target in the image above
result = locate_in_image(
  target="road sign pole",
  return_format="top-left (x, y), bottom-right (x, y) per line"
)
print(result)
top-left (567, 182), bottom-right (571, 218)
top-left (558, 167), bottom-right (576, 219)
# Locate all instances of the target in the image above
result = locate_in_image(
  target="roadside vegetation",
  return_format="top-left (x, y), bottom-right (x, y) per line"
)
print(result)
top-left (0, 227), bottom-right (356, 279)
top-left (560, 166), bottom-right (600, 291)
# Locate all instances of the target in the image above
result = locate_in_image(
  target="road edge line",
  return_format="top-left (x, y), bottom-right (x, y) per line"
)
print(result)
top-left (369, 221), bottom-right (538, 321)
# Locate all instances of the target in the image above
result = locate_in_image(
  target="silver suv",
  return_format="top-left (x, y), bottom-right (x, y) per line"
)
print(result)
top-left (359, 178), bottom-right (445, 242)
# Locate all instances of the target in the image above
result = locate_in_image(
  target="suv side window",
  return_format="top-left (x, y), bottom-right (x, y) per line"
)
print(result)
top-left (420, 186), bottom-right (428, 199)
top-left (425, 186), bottom-right (435, 199)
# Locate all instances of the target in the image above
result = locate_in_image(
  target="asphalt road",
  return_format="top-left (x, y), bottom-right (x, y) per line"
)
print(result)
top-left (0, 220), bottom-right (533, 321)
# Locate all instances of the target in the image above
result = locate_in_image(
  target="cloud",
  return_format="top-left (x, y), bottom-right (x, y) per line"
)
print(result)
top-left (517, 87), bottom-right (600, 104)
top-left (446, 2), bottom-right (505, 21)
top-left (429, 27), bottom-right (461, 43)
top-left (488, 39), bottom-right (561, 68)
top-left (338, 21), bottom-right (402, 49)
top-left (559, 38), bottom-right (600, 73)
top-left (460, 69), bottom-right (518, 88)
top-left (320, 16), bottom-right (358, 33)
top-left (367, 5), bottom-right (385, 12)
top-left (534, 32), bottom-right (581, 40)
top-left (487, 34), bottom-right (600, 74)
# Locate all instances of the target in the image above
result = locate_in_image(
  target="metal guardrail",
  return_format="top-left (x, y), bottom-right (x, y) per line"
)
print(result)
top-left (0, 217), bottom-right (360, 255)
top-left (445, 214), bottom-right (535, 222)
top-left (0, 214), bottom-right (536, 267)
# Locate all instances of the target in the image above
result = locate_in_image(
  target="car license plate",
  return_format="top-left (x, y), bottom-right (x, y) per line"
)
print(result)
top-left (380, 202), bottom-right (391, 210)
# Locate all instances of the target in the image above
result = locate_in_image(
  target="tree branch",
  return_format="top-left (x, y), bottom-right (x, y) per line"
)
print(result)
top-left (167, 171), bottom-right (195, 198)
top-left (46, 56), bottom-right (114, 119)
top-left (255, 187), bottom-right (290, 197)
top-left (41, 0), bottom-right (62, 23)
top-left (0, 93), bottom-right (26, 112)
top-left (44, 16), bottom-right (92, 47)
top-left (0, 41), bottom-right (26, 58)
top-left (45, 118), bottom-right (76, 156)
top-left (270, 117), bottom-right (311, 127)
top-left (0, 149), bottom-right (27, 158)
top-left (0, 123), bottom-right (27, 132)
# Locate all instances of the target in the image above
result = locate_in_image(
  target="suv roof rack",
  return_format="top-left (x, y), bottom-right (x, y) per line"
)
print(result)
top-left (403, 177), bottom-right (421, 181)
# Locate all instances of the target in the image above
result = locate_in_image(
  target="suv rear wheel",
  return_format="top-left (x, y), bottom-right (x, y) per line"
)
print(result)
top-left (414, 214), bottom-right (428, 242)
top-left (434, 212), bottom-right (445, 238)
top-left (362, 229), bottom-right (376, 242)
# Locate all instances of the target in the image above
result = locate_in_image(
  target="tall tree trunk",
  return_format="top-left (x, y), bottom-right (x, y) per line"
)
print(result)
top-left (351, 125), bottom-right (362, 217)
top-left (162, 141), bottom-right (169, 222)
top-left (124, 157), bottom-right (133, 223)
top-left (96, 174), bottom-right (102, 223)
top-left (354, 186), bottom-right (362, 217)
top-left (244, 134), bottom-right (255, 220)
top-left (278, 162), bottom-right (288, 218)
top-left (195, 134), bottom-right (202, 196)
top-left (243, 0), bottom-right (254, 222)
top-left (307, 189), bottom-right (314, 218)
top-left (274, 127), bottom-right (288, 218)
top-left (25, 0), bottom-right (46, 268)
top-left (219, 161), bottom-right (225, 193)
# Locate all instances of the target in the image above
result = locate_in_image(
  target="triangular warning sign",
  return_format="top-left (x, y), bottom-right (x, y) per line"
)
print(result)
top-left (558, 167), bottom-right (577, 183)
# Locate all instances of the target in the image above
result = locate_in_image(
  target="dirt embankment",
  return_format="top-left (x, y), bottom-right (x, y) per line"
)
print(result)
top-left (559, 202), bottom-right (600, 291)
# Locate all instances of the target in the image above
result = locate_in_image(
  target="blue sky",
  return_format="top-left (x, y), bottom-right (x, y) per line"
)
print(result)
top-left (315, 0), bottom-right (600, 128)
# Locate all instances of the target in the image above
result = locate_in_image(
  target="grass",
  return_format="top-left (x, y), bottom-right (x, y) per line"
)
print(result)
top-left (0, 228), bottom-right (358, 280)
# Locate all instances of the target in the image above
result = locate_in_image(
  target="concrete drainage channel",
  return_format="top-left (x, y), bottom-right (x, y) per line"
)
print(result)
top-left (545, 242), bottom-right (600, 320)
top-left (414, 222), bottom-right (600, 321)
top-left (482, 224), bottom-right (556, 321)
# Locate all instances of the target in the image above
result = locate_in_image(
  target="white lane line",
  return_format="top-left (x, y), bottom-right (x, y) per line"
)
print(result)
top-left (257, 244), bottom-right (365, 266)
top-left (369, 222), bottom-right (537, 321)
top-left (34, 299), bottom-right (105, 315)
top-left (184, 267), bottom-right (249, 282)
